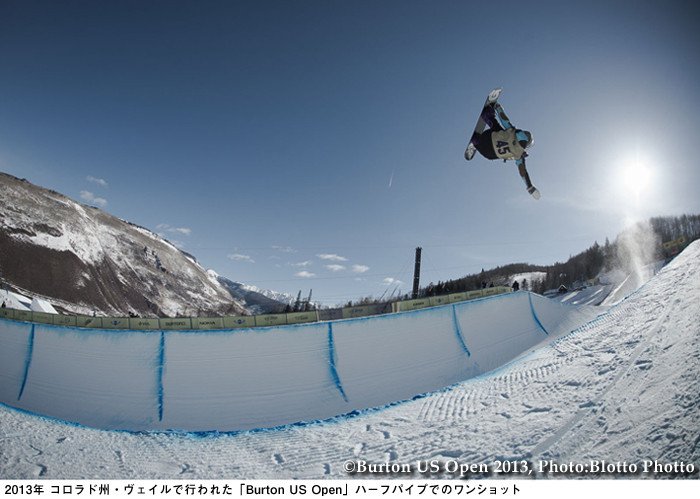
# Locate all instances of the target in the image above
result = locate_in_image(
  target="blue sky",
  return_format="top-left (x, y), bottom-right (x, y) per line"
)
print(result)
top-left (1, 0), bottom-right (699, 305)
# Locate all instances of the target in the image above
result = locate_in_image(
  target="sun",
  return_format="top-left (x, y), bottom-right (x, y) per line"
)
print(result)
top-left (616, 153), bottom-right (654, 202)
top-left (622, 163), bottom-right (652, 195)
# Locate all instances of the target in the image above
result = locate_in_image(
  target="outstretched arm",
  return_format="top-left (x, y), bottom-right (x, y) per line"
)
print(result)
top-left (516, 158), bottom-right (532, 188)
top-left (516, 158), bottom-right (540, 198)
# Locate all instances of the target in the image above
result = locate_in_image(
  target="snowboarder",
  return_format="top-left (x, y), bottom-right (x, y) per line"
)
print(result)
top-left (465, 89), bottom-right (540, 199)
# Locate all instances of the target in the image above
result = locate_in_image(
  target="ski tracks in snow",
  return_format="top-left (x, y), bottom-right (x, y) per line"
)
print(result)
top-left (1, 245), bottom-right (698, 479)
top-left (529, 262), bottom-right (700, 471)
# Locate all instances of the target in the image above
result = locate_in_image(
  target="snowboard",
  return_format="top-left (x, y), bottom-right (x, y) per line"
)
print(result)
top-left (464, 87), bottom-right (502, 161)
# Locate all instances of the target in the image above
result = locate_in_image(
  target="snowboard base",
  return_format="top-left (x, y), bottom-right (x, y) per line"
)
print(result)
top-left (464, 88), bottom-right (502, 161)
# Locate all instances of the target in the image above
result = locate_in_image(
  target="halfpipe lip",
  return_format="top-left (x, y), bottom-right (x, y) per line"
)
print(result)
top-left (0, 287), bottom-right (518, 332)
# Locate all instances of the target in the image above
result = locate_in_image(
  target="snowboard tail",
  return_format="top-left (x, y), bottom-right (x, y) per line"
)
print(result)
top-left (465, 88), bottom-right (502, 161)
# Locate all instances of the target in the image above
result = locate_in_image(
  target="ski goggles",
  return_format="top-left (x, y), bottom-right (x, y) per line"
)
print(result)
top-left (515, 130), bottom-right (533, 149)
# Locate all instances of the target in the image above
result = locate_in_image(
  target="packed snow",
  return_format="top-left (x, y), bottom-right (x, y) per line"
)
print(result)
top-left (0, 290), bottom-right (31, 311)
top-left (0, 287), bottom-right (600, 432)
top-left (0, 289), bottom-right (56, 314)
top-left (0, 242), bottom-right (698, 479)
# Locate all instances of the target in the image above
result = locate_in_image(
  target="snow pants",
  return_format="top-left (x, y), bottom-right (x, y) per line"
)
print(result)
top-left (473, 104), bottom-right (503, 160)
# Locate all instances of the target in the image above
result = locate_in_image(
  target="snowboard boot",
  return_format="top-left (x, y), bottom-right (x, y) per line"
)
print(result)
top-left (480, 104), bottom-right (499, 129)
top-left (492, 103), bottom-right (513, 129)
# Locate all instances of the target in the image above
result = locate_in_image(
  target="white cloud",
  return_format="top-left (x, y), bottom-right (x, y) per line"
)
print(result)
top-left (383, 277), bottom-right (403, 286)
top-left (352, 264), bottom-right (370, 273)
top-left (317, 253), bottom-right (348, 262)
top-left (325, 264), bottom-right (346, 272)
top-left (291, 260), bottom-right (313, 268)
top-left (80, 190), bottom-right (107, 207)
top-left (295, 271), bottom-right (316, 278)
top-left (228, 253), bottom-right (255, 263)
top-left (86, 175), bottom-right (108, 187)
top-left (156, 224), bottom-right (192, 236)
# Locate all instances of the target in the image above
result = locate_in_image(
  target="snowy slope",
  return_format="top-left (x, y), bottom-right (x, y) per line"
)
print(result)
top-left (549, 260), bottom-right (666, 307)
top-left (0, 172), bottom-right (246, 317)
top-left (210, 270), bottom-right (294, 314)
top-left (600, 260), bottom-right (665, 306)
top-left (0, 241), bottom-right (698, 479)
top-left (0, 290), bottom-right (31, 311)
top-left (555, 284), bottom-right (614, 306)
top-left (236, 281), bottom-right (298, 306)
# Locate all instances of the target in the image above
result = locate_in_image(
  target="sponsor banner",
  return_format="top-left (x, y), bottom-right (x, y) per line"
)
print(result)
top-left (254, 314), bottom-right (287, 327)
top-left (223, 315), bottom-right (256, 329)
top-left (342, 304), bottom-right (387, 319)
top-left (101, 317), bottom-right (130, 329)
top-left (192, 317), bottom-right (224, 330)
top-left (76, 315), bottom-right (101, 328)
top-left (429, 295), bottom-right (451, 307)
top-left (52, 315), bottom-right (77, 327)
top-left (286, 311), bottom-right (318, 325)
top-left (395, 298), bottom-right (431, 312)
top-left (128, 318), bottom-right (160, 330)
top-left (448, 292), bottom-right (468, 303)
top-left (160, 318), bottom-right (193, 330)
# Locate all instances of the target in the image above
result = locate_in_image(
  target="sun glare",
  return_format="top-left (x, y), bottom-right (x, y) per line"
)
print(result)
top-left (623, 163), bottom-right (651, 195)
top-left (617, 153), bottom-right (654, 202)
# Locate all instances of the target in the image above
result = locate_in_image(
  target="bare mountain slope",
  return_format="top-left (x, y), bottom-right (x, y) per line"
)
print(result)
top-left (0, 172), bottom-right (246, 317)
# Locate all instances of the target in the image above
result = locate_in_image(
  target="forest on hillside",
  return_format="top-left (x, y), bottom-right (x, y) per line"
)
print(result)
top-left (431, 214), bottom-right (700, 297)
top-left (348, 214), bottom-right (700, 306)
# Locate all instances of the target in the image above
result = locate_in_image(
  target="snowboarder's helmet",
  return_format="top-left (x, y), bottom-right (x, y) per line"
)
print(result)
top-left (516, 130), bottom-right (533, 150)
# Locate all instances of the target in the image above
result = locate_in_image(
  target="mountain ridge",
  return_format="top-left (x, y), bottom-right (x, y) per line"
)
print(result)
top-left (0, 172), bottom-right (250, 317)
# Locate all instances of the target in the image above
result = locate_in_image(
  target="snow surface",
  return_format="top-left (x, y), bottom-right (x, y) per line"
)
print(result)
top-left (0, 291), bottom-right (600, 432)
top-left (0, 290), bottom-right (31, 311)
top-left (0, 289), bottom-right (58, 314)
top-left (548, 259), bottom-right (666, 307)
top-left (29, 297), bottom-right (57, 314)
top-left (0, 242), bottom-right (698, 479)
top-left (601, 260), bottom-right (665, 307)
